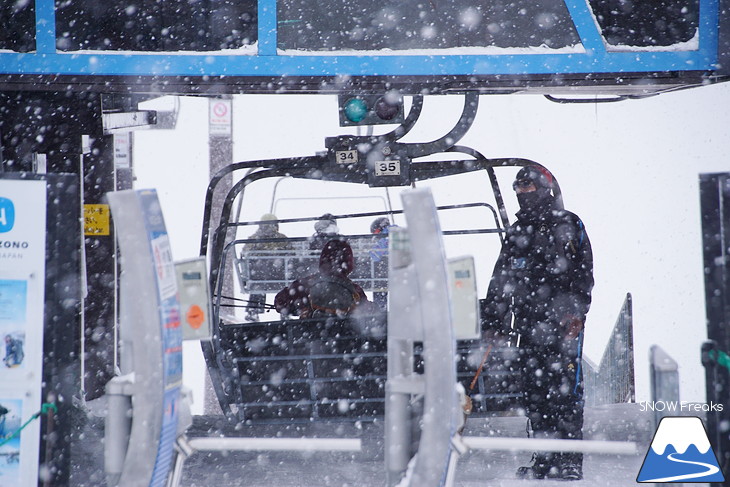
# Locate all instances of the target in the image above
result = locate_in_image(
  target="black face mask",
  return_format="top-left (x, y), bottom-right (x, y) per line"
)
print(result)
top-left (517, 191), bottom-right (543, 211)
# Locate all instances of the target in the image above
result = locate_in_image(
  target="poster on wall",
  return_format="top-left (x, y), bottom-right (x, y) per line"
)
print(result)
top-left (0, 397), bottom-right (23, 486)
top-left (0, 179), bottom-right (47, 486)
top-left (0, 280), bottom-right (26, 369)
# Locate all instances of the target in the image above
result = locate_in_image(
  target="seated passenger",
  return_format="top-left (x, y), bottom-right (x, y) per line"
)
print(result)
top-left (275, 239), bottom-right (369, 319)
top-left (369, 217), bottom-right (394, 311)
top-left (308, 213), bottom-right (344, 250)
top-left (243, 213), bottom-right (292, 321)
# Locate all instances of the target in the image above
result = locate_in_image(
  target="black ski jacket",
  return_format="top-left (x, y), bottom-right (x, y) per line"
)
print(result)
top-left (482, 197), bottom-right (594, 342)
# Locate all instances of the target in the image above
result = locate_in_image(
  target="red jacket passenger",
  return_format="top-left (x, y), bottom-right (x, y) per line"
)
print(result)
top-left (274, 239), bottom-right (369, 319)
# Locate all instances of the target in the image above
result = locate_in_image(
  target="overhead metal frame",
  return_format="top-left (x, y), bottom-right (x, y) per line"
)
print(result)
top-left (0, 0), bottom-right (727, 95)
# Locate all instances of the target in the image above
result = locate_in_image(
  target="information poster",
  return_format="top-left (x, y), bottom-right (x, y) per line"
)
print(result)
top-left (0, 179), bottom-right (46, 487)
top-left (139, 191), bottom-right (182, 487)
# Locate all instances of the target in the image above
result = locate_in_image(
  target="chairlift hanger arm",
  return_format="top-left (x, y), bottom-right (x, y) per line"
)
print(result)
top-left (448, 145), bottom-right (510, 234)
top-left (396, 92), bottom-right (479, 159)
top-left (207, 165), bottom-right (318, 289)
top-left (326, 92), bottom-right (476, 165)
top-left (382, 94), bottom-right (424, 143)
top-left (200, 155), bottom-right (327, 257)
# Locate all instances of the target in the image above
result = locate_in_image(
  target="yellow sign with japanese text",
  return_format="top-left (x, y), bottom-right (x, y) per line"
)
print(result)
top-left (84, 204), bottom-right (110, 236)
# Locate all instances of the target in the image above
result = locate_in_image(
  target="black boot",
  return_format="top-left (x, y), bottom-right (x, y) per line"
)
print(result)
top-left (516, 453), bottom-right (559, 479)
top-left (560, 464), bottom-right (583, 480)
top-left (559, 452), bottom-right (583, 480)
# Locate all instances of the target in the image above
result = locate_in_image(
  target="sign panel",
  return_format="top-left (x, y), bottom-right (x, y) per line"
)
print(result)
top-left (0, 179), bottom-right (46, 487)
top-left (208, 99), bottom-right (232, 137)
top-left (374, 160), bottom-right (401, 176)
top-left (113, 133), bottom-right (132, 169)
top-left (335, 150), bottom-right (358, 165)
top-left (84, 204), bottom-right (110, 236)
top-left (174, 258), bottom-right (212, 341)
top-left (448, 256), bottom-right (480, 340)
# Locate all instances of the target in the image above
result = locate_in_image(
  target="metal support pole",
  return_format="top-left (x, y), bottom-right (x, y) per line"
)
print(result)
top-left (104, 376), bottom-right (134, 487)
top-left (204, 96), bottom-right (234, 415)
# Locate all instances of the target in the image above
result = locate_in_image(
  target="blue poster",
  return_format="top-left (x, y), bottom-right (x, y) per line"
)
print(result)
top-left (0, 398), bottom-right (23, 487)
top-left (0, 281), bottom-right (26, 325)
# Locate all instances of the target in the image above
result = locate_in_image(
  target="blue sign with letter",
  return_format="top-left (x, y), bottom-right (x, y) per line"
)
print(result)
top-left (0, 198), bottom-right (15, 233)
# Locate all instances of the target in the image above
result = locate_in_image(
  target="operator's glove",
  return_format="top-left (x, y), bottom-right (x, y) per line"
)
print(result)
top-left (482, 329), bottom-right (509, 348)
top-left (561, 315), bottom-right (584, 339)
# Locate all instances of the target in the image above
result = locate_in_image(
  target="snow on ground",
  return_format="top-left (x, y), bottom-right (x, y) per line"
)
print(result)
top-left (70, 402), bottom-right (711, 486)
top-left (174, 404), bottom-right (675, 487)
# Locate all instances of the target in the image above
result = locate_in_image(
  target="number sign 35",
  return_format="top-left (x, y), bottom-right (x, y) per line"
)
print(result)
top-left (374, 160), bottom-right (401, 176)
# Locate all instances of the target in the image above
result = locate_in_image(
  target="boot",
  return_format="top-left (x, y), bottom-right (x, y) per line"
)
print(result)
top-left (560, 464), bottom-right (583, 481)
top-left (516, 453), bottom-right (558, 479)
top-left (559, 452), bottom-right (583, 480)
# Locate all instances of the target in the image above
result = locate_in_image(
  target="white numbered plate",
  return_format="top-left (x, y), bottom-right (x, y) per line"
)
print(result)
top-left (335, 150), bottom-right (358, 164)
top-left (374, 160), bottom-right (401, 176)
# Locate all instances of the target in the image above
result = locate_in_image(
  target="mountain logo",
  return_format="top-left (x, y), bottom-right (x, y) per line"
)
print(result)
top-left (637, 416), bottom-right (725, 483)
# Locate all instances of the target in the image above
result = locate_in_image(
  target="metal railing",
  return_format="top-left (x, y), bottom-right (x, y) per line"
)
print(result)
top-left (235, 239), bottom-right (389, 293)
top-left (584, 293), bottom-right (635, 406)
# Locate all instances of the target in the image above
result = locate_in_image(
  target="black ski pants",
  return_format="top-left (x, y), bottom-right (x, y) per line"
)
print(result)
top-left (517, 331), bottom-right (585, 467)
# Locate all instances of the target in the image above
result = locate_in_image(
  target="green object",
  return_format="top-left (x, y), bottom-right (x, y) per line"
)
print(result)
top-left (0, 402), bottom-right (57, 447)
top-left (709, 349), bottom-right (730, 372)
top-left (343, 97), bottom-right (368, 123)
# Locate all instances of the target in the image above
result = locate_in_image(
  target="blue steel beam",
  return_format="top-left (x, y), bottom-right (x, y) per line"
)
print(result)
top-left (0, 0), bottom-right (721, 81)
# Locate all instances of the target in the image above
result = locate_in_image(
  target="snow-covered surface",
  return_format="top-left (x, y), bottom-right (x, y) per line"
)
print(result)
top-left (68, 402), bottom-right (715, 486)
top-left (6, 34), bottom-right (700, 57)
top-left (170, 404), bottom-right (674, 486)
top-left (278, 44), bottom-right (586, 56)
top-left (605, 31), bottom-right (699, 52)
top-left (57, 45), bottom-right (260, 56)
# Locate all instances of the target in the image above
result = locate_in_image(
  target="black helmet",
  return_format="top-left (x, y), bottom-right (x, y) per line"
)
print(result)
top-left (513, 166), bottom-right (555, 212)
top-left (513, 166), bottom-right (553, 192)
top-left (370, 217), bottom-right (391, 234)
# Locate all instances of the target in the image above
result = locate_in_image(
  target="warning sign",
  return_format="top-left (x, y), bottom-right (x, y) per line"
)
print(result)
top-left (113, 133), bottom-right (132, 169)
top-left (174, 258), bottom-right (212, 340)
top-left (84, 204), bottom-right (110, 236)
top-left (186, 304), bottom-right (205, 329)
top-left (209, 99), bottom-right (232, 137)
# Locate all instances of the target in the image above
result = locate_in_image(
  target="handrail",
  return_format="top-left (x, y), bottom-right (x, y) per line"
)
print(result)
top-left (222, 202), bottom-right (502, 231)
